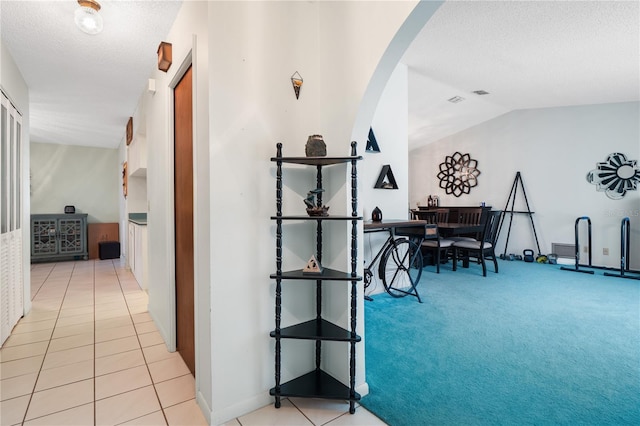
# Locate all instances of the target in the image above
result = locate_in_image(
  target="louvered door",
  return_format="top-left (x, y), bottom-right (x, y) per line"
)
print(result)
top-left (0, 91), bottom-right (24, 347)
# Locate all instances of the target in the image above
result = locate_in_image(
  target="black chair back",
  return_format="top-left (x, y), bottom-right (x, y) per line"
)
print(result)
top-left (411, 210), bottom-right (438, 224)
top-left (482, 210), bottom-right (503, 246)
top-left (458, 208), bottom-right (482, 225)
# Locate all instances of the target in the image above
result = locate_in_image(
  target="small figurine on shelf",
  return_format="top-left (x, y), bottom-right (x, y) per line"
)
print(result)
top-left (304, 188), bottom-right (329, 217)
top-left (371, 206), bottom-right (382, 222)
top-left (303, 255), bottom-right (323, 274)
top-left (305, 134), bottom-right (327, 157)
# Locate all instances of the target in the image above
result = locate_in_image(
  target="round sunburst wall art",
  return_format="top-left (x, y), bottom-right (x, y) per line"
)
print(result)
top-left (586, 152), bottom-right (640, 200)
top-left (437, 151), bottom-right (481, 197)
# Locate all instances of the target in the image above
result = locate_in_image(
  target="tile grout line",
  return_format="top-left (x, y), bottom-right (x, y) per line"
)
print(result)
top-left (19, 262), bottom-right (76, 425)
top-left (288, 397), bottom-right (319, 426)
top-left (111, 259), bottom-right (170, 426)
top-left (29, 263), bottom-right (55, 302)
top-left (93, 259), bottom-right (97, 426)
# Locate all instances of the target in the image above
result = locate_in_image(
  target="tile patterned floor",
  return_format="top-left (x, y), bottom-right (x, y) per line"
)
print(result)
top-left (1, 260), bottom-right (386, 426)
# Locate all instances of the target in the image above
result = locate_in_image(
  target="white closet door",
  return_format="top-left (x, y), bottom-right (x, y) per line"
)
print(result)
top-left (0, 92), bottom-right (23, 347)
top-left (0, 234), bottom-right (10, 344)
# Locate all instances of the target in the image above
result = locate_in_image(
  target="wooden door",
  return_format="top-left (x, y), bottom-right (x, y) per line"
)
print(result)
top-left (174, 66), bottom-right (195, 375)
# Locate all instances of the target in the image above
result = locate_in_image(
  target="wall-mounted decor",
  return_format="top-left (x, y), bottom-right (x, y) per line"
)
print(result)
top-left (375, 165), bottom-right (398, 189)
top-left (122, 162), bottom-right (128, 198)
top-left (291, 71), bottom-right (303, 99)
top-left (126, 117), bottom-right (133, 146)
top-left (437, 151), bottom-right (481, 197)
top-left (586, 152), bottom-right (639, 199)
top-left (366, 127), bottom-right (380, 153)
top-left (157, 41), bottom-right (172, 72)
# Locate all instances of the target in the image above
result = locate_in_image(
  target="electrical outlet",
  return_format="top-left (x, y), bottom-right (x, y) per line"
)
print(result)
top-left (603, 248), bottom-right (609, 255)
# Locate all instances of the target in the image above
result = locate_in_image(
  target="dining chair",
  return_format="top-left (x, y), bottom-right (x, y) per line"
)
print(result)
top-left (449, 207), bottom-right (483, 241)
top-left (457, 207), bottom-right (482, 225)
top-left (411, 209), bottom-right (437, 223)
top-left (420, 232), bottom-right (454, 273)
top-left (435, 208), bottom-right (449, 223)
top-left (413, 209), bottom-right (454, 273)
top-left (452, 210), bottom-right (503, 276)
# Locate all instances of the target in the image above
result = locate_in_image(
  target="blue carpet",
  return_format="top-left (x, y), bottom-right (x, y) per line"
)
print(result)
top-left (361, 260), bottom-right (640, 425)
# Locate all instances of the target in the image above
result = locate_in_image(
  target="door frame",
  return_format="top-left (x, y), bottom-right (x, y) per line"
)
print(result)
top-left (167, 46), bottom-right (195, 359)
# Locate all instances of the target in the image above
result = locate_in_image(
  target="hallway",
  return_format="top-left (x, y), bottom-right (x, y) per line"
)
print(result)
top-left (1, 260), bottom-right (386, 425)
top-left (0, 260), bottom-right (207, 425)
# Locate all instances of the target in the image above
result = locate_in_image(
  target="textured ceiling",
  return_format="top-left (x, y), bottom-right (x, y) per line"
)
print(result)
top-left (1, 1), bottom-right (638, 151)
top-left (1, 0), bottom-right (182, 149)
top-left (402, 0), bottom-right (640, 149)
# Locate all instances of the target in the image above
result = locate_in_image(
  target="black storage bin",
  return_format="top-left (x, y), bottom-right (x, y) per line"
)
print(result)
top-left (99, 241), bottom-right (120, 260)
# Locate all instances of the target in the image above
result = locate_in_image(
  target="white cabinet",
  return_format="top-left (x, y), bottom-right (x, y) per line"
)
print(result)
top-left (128, 222), bottom-right (147, 290)
top-left (128, 222), bottom-right (135, 272)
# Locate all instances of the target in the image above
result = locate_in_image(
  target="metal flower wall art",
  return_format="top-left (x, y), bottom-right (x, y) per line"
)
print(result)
top-left (586, 152), bottom-right (640, 200)
top-left (437, 152), bottom-right (481, 197)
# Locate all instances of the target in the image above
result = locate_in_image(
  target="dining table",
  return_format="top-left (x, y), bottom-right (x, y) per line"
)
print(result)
top-left (436, 222), bottom-right (483, 238)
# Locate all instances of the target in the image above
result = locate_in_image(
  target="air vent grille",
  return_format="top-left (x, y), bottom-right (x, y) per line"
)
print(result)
top-left (551, 243), bottom-right (575, 258)
top-left (447, 96), bottom-right (465, 103)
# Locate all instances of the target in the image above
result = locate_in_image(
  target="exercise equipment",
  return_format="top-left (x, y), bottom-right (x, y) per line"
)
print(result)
top-left (561, 216), bottom-right (640, 278)
top-left (603, 217), bottom-right (640, 280)
top-left (523, 249), bottom-right (535, 262)
top-left (560, 216), bottom-right (595, 274)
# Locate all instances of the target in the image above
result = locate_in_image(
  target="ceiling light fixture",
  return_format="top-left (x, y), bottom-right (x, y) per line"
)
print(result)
top-left (473, 90), bottom-right (490, 95)
top-left (74, 0), bottom-right (103, 35)
top-left (448, 96), bottom-right (465, 103)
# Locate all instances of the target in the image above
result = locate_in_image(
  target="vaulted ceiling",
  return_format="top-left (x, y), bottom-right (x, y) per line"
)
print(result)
top-left (403, 0), bottom-right (640, 150)
top-left (1, 1), bottom-right (638, 151)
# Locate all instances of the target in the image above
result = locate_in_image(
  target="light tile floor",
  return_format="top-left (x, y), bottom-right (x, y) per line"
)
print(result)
top-left (1, 260), bottom-right (386, 426)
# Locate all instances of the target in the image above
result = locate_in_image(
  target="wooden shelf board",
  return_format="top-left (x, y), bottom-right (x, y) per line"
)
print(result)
top-left (271, 318), bottom-right (361, 342)
top-left (269, 369), bottom-right (361, 401)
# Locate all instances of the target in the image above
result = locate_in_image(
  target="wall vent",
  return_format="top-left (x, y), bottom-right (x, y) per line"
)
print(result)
top-left (551, 243), bottom-right (575, 258)
top-left (447, 96), bottom-right (465, 103)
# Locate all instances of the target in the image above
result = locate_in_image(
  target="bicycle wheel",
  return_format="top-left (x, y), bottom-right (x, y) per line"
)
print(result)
top-left (379, 238), bottom-right (423, 297)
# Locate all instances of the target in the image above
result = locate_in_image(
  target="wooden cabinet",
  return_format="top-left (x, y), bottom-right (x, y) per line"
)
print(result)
top-left (31, 214), bottom-right (88, 263)
top-left (269, 142), bottom-right (363, 414)
top-left (87, 223), bottom-right (119, 259)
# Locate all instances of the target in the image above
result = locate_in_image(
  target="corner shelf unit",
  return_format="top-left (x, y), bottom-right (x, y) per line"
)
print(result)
top-left (269, 142), bottom-right (363, 414)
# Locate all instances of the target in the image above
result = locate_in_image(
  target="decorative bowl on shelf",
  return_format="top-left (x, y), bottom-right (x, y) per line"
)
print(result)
top-left (306, 206), bottom-right (329, 217)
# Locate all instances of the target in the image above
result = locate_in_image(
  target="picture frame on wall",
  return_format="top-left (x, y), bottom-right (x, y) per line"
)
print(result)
top-left (126, 117), bottom-right (133, 146)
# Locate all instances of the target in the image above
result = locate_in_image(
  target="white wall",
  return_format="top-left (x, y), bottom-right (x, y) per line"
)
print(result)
top-left (361, 63), bottom-right (410, 296)
top-left (142, 0), bottom-right (432, 423)
top-left (207, 3), bottom-right (427, 423)
top-left (144, 0), bottom-right (212, 421)
top-left (409, 101), bottom-right (640, 269)
top-left (30, 142), bottom-right (119, 223)
top-left (1, 40), bottom-right (31, 314)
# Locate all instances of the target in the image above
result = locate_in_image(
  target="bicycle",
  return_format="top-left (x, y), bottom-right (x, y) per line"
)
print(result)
top-left (364, 224), bottom-right (424, 301)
